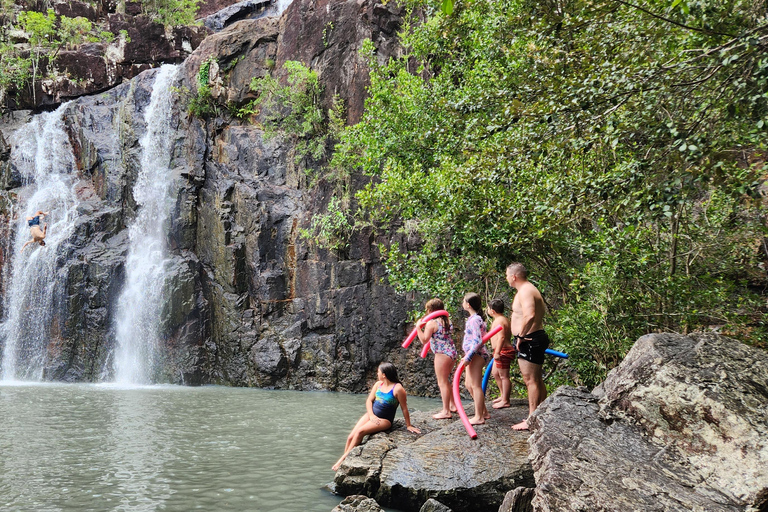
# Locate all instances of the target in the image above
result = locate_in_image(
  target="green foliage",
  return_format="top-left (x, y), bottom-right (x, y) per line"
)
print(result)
top-left (60, 16), bottom-right (93, 49)
top-left (143, 0), bottom-right (201, 26)
top-left (300, 196), bottom-right (352, 254)
top-left (334, 0), bottom-right (768, 387)
top-left (251, 60), bottom-right (345, 165)
top-left (322, 22), bottom-right (334, 48)
top-left (188, 57), bottom-right (218, 118)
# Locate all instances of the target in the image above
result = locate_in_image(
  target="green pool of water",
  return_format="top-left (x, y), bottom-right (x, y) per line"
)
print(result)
top-left (0, 382), bottom-right (439, 511)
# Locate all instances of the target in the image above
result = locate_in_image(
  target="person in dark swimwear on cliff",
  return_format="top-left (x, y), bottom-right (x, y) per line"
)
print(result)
top-left (22, 210), bottom-right (49, 251)
top-left (507, 262), bottom-right (549, 431)
top-left (332, 362), bottom-right (421, 472)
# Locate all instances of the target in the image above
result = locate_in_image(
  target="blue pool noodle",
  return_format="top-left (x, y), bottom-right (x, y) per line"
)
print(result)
top-left (545, 348), bottom-right (569, 359)
top-left (482, 359), bottom-right (494, 394)
top-left (481, 349), bottom-right (569, 394)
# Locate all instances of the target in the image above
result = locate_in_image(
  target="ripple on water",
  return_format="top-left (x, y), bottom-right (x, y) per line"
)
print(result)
top-left (0, 383), bottom-right (439, 512)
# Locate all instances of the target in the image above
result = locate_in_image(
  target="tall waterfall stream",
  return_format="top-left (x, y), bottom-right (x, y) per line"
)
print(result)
top-left (113, 64), bottom-right (179, 385)
top-left (0, 104), bottom-right (80, 381)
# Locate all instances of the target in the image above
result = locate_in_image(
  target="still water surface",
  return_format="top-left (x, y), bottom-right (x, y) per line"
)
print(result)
top-left (0, 383), bottom-right (438, 512)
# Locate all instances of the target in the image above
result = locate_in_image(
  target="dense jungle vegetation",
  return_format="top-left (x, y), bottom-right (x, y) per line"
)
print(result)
top-left (329, 0), bottom-right (768, 387)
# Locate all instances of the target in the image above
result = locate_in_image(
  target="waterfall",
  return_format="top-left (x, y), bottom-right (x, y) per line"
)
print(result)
top-left (0, 105), bottom-right (79, 381)
top-left (113, 64), bottom-right (179, 385)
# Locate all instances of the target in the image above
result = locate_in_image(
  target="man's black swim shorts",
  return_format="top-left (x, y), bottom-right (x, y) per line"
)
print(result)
top-left (516, 330), bottom-right (549, 365)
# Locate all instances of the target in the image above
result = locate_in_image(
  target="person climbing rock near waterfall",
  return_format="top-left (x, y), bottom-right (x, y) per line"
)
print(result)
top-left (22, 210), bottom-right (49, 251)
top-left (332, 362), bottom-right (420, 472)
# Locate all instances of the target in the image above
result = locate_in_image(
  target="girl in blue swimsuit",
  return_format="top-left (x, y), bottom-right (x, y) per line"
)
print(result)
top-left (332, 362), bottom-right (421, 471)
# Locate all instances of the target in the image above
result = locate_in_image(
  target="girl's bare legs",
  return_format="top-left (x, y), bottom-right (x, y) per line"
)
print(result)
top-left (433, 354), bottom-right (454, 419)
top-left (467, 356), bottom-right (489, 424)
top-left (332, 415), bottom-right (391, 471)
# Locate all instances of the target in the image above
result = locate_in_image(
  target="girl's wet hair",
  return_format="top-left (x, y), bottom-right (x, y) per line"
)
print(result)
top-left (464, 292), bottom-right (484, 319)
top-left (378, 362), bottom-right (401, 384)
top-left (425, 298), bottom-right (449, 330)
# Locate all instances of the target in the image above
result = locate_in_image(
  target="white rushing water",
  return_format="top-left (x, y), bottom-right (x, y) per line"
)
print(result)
top-left (0, 104), bottom-right (80, 381)
top-left (113, 64), bottom-right (179, 385)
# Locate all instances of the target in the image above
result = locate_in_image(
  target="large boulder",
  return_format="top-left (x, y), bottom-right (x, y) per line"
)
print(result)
top-left (333, 404), bottom-right (535, 512)
top-left (524, 333), bottom-right (768, 512)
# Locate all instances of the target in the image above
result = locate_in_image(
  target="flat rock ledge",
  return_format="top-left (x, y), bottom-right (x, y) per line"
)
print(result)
top-left (332, 401), bottom-right (535, 512)
top-left (526, 332), bottom-right (768, 512)
top-left (331, 333), bottom-right (768, 512)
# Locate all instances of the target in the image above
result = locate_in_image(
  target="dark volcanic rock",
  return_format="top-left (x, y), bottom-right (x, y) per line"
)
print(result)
top-left (203, 0), bottom-right (272, 32)
top-left (527, 333), bottom-right (768, 512)
top-left (334, 404), bottom-right (534, 512)
top-left (418, 498), bottom-right (453, 512)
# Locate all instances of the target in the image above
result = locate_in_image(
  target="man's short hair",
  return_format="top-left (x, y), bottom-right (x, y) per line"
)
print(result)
top-left (506, 262), bottom-right (527, 279)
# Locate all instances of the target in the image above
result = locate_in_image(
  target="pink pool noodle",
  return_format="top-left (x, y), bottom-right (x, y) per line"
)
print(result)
top-left (401, 310), bottom-right (449, 349)
top-left (482, 325), bottom-right (503, 343)
top-left (452, 359), bottom-right (477, 439)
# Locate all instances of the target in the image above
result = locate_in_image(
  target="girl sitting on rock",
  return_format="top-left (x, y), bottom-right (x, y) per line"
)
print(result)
top-left (416, 298), bottom-right (457, 419)
top-left (332, 362), bottom-right (421, 471)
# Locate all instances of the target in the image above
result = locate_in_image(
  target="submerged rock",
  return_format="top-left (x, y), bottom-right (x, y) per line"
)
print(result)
top-left (525, 332), bottom-right (768, 512)
top-left (332, 495), bottom-right (385, 512)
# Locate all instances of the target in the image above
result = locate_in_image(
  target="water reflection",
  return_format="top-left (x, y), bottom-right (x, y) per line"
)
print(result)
top-left (0, 384), bottom-right (439, 511)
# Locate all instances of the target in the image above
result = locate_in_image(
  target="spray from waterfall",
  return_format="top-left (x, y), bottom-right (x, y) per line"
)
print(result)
top-left (113, 64), bottom-right (179, 385)
top-left (0, 105), bottom-right (79, 381)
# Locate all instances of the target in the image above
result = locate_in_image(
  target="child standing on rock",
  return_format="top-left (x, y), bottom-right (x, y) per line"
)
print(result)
top-left (487, 299), bottom-right (515, 409)
top-left (416, 298), bottom-right (457, 419)
top-left (461, 292), bottom-right (490, 425)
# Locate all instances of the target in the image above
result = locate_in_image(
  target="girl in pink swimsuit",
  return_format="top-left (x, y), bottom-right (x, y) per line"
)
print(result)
top-left (416, 298), bottom-right (457, 419)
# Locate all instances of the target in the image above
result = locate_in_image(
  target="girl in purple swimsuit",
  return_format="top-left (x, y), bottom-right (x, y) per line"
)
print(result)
top-left (332, 362), bottom-right (420, 472)
top-left (462, 292), bottom-right (490, 425)
top-left (416, 298), bottom-right (457, 419)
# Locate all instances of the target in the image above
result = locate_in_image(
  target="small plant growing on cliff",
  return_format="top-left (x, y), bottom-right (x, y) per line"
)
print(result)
top-left (300, 196), bottom-right (352, 255)
top-left (144, 0), bottom-right (201, 27)
top-left (250, 61), bottom-right (345, 165)
top-left (188, 57), bottom-right (218, 118)
top-left (322, 21), bottom-right (334, 48)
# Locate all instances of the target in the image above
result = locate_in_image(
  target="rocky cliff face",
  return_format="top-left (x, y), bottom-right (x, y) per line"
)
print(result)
top-left (1, 0), bottom-right (438, 392)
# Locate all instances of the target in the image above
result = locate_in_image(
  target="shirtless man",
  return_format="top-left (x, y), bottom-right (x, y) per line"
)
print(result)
top-left (487, 299), bottom-right (514, 409)
top-left (22, 210), bottom-right (49, 251)
top-left (507, 262), bottom-right (549, 431)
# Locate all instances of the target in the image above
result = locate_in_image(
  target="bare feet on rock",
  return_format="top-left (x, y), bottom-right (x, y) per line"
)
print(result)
top-left (511, 420), bottom-right (529, 431)
top-left (492, 401), bottom-right (511, 409)
top-left (432, 411), bottom-right (452, 420)
top-left (469, 416), bottom-right (486, 425)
